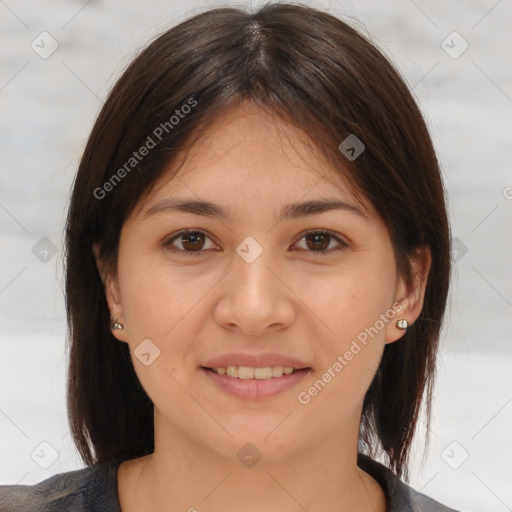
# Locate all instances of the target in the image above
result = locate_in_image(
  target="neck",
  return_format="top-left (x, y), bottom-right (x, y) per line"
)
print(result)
top-left (123, 414), bottom-right (386, 512)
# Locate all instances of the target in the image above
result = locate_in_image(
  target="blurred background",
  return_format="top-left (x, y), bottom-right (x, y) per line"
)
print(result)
top-left (0, 0), bottom-right (511, 510)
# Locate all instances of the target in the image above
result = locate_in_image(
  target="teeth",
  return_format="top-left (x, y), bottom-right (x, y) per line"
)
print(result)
top-left (238, 366), bottom-right (254, 379)
top-left (212, 365), bottom-right (296, 379)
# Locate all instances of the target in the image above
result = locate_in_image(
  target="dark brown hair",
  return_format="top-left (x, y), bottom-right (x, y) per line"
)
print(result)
top-left (64, 1), bottom-right (450, 481)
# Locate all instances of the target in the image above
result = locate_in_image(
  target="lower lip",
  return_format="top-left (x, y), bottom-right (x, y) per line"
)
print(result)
top-left (201, 367), bottom-right (311, 399)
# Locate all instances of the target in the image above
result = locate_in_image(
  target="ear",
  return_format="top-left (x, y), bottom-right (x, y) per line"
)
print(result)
top-left (93, 242), bottom-right (129, 343)
top-left (384, 246), bottom-right (431, 344)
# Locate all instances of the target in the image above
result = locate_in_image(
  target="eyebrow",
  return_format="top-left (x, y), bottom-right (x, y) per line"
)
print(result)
top-left (143, 197), bottom-right (367, 221)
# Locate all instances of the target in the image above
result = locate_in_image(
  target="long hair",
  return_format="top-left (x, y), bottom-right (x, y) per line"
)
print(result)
top-left (64, 1), bottom-right (450, 481)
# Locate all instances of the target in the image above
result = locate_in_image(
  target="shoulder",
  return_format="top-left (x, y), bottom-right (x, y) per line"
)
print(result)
top-left (0, 461), bottom-right (121, 512)
top-left (357, 453), bottom-right (461, 512)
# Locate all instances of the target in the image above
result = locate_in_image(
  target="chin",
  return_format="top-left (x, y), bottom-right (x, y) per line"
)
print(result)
top-left (202, 424), bottom-right (306, 467)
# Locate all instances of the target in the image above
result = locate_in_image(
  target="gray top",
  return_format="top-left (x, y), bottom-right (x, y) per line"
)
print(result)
top-left (0, 453), bottom-right (460, 511)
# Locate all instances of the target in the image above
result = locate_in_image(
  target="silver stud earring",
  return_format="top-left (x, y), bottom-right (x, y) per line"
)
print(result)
top-left (111, 318), bottom-right (124, 330)
top-left (396, 319), bottom-right (408, 330)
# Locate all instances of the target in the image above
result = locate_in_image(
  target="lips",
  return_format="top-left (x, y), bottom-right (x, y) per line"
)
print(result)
top-left (200, 352), bottom-right (311, 399)
top-left (201, 366), bottom-right (311, 399)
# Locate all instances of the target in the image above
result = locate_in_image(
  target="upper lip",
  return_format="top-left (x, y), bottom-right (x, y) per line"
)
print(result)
top-left (202, 352), bottom-right (310, 370)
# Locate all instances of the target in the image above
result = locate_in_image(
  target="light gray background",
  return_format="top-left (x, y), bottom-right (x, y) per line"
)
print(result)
top-left (1, 1), bottom-right (511, 511)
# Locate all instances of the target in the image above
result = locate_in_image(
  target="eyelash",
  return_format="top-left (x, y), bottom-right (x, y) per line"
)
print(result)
top-left (163, 228), bottom-right (348, 257)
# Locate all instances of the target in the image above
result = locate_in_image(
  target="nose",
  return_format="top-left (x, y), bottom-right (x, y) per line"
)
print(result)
top-left (213, 246), bottom-right (296, 335)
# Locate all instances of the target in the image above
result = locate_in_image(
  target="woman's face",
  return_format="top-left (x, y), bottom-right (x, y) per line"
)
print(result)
top-left (102, 102), bottom-right (423, 465)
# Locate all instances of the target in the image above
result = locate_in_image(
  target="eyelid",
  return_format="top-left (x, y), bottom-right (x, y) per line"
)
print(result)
top-left (164, 228), bottom-right (348, 256)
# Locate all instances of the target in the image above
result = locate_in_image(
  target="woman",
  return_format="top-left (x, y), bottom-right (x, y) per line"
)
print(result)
top-left (0, 2), bottom-right (458, 511)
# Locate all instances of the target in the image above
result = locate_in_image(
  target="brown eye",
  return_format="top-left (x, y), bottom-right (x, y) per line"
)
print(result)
top-left (165, 229), bottom-right (216, 256)
top-left (165, 228), bottom-right (347, 257)
top-left (180, 232), bottom-right (205, 251)
top-left (304, 232), bottom-right (330, 251)
top-left (294, 230), bottom-right (347, 255)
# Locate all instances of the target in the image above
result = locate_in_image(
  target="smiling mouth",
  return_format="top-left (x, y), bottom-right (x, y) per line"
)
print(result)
top-left (203, 365), bottom-right (308, 380)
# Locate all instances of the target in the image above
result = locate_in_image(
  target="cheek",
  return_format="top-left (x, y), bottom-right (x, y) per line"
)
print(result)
top-left (307, 257), bottom-right (397, 348)
top-left (117, 251), bottom-right (220, 364)
top-left (299, 257), bottom-right (396, 408)
top-left (119, 262), bottom-right (170, 337)
top-left (116, 256), bottom-right (206, 399)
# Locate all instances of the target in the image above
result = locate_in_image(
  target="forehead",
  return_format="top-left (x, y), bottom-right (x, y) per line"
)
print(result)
top-left (136, 102), bottom-right (369, 216)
